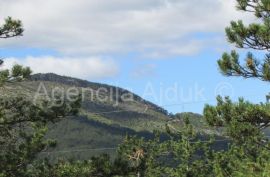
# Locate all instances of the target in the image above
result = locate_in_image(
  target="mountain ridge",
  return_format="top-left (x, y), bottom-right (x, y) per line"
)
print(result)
top-left (30, 73), bottom-right (169, 116)
top-left (3, 73), bottom-right (208, 160)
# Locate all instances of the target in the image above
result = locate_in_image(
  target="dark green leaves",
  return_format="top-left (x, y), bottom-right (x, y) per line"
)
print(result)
top-left (217, 50), bottom-right (270, 81)
top-left (220, 1), bottom-right (270, 82)
top-left (0, 62), bottom-right (32, 86)
top-left (0, 17), bottom-right (23, 39)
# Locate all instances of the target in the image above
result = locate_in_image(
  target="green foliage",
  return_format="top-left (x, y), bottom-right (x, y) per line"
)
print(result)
top-left (18, 154), bottom-right (131, 177)
top-left (0, 90), bottom-right (81, 177)
top-left (110, 120), bottom-right (270, 177)
top-left (112, 122), bottom-right (215, 177)
top-left (206, 0), bottom-right (270, 175)
top-left (204, 96), bottom-right (270, 137)
top-left (0, 63), bottom-right (32, 85)
top-left (13, 119), bottom-right (227, 177)
top-left (218, 0), bottom-right (270, 81)
top-left (213, 0), bottom-right (270, 149)
top-left (0, 17), bottom-right (23, 39)
top-left (11, 64), bottom-right (31, 79)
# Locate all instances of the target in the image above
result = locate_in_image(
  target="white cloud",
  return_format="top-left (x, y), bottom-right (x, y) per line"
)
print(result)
top-left (0, 0), bottom-right (253, 57)
top-left (3, 56), bottom-right (118, 80)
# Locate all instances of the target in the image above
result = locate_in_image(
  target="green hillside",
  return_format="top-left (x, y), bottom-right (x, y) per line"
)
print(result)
top-left (1, 73), bottom-right (172, 160)
top-left (1, 73), bottom-right (223, 160)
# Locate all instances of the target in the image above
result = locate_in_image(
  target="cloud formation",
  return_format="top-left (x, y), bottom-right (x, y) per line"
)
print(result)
top-left (3, 56), bottom-right (118, 80)
top-left (0, 0), bottom-right (251, 58)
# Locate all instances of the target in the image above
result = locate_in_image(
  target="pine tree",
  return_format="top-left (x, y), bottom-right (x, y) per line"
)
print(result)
top-left (205, 0), bottom-right (270, 143)
top-left (0, 17), bottom-right (23, 39)
top-left (218, 0), bottom-right (270, 81)
top-left (203, 0), bottom-right (270, 175)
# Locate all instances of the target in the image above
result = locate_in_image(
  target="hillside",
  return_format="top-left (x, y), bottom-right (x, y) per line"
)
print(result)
top-left (0, 73), bottom-right (224, 160)
top-left (1, 73), bottom-right (173, 159)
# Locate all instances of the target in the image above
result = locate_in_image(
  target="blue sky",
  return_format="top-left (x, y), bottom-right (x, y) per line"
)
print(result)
top-left (0, 0), bottom-right (268, 114)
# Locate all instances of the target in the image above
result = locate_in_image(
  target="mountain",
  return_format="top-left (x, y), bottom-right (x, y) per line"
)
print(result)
top-left (2, 73), bottom-right (229, 160)
top-left (2, 73), bottom-right (223, 160)
top-left (29, 73), bottom-right (170, 130)
top-left (3, 73), bottom-right (172, 160)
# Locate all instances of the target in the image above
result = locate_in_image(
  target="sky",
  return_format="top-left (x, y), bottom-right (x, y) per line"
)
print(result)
top-left (0, 0), bottom-right (269, 114)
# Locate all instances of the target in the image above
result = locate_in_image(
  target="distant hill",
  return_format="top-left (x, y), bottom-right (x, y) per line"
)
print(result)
top-left (1, 73), bottom-right (224, 160)
top-left (174, 112), bottom-right (206, 129)
top-left (2, 73), bottom-right (172, 160)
